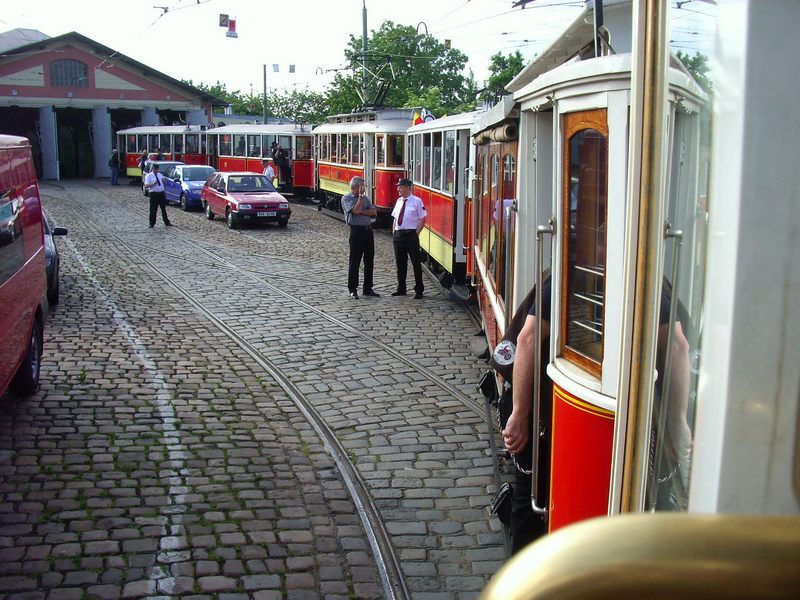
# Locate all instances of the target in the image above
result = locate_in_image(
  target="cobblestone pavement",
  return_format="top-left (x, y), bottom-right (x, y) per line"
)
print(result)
top-left (0, 181), bottom-right (504, 600)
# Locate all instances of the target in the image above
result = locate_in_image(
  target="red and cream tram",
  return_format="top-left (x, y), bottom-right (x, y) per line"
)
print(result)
top-left (205, 124), bottom-right (315, 194)
top-left (406, 112), bottom-right (478, 286)
top-left (312, 108), bottom-right (409, 219)
top-left (478, 0), bottom-right (800, 596)
top-left (116, 125), bottom-right (209, 177)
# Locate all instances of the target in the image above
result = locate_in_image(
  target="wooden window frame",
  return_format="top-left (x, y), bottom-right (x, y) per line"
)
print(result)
top-left (560, 109), bottom-right (609, 378)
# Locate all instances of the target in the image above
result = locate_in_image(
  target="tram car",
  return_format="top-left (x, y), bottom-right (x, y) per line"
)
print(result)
top-left (475, 0), bottom-right (708, 533)
top-left (117, 125), bottom-right (209, 177)
top-left (205, 124), bottom-right (315, 195)
top-left (405, 112), bottom-right (478, 286)
top-left (312, 108), bottom-right (410, 220)
top-left (479, 0), bottom-right (800, 595)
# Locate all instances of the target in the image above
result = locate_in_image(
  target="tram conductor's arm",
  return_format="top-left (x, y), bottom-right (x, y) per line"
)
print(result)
top-left (503, 314), bottom-right (549, 455)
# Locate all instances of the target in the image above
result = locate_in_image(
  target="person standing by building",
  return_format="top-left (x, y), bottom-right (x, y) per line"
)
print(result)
top-left (144, 163), bottom-right (172, 228)
top-left (108, 148), bottom-right (121, 186)
top-left (391, 178), bottom-right (427, 299)
top-left (342, 176), bottom-right (379, 299)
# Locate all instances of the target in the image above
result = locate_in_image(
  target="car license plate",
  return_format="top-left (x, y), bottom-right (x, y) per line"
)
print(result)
top-left (257, 211), bottom-right (276, 217)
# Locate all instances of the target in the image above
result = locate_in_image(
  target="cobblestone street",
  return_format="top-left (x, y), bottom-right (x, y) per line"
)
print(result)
top-left (0, 181), bottom-right (503, 600)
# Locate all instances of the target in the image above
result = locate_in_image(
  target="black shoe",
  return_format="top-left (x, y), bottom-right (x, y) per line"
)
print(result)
top-left (149, 224), bottom-right (155, 228)
top-left (350, 292), bottom-right (359, 299)
top-left (414, 292), bottom-right (424, 299)
top-left (363, 289), bottom-right (380, 297)
top-left (165, 222), bottom-right (173, 226)
top-left (391, 290), bottom-right (407, 297)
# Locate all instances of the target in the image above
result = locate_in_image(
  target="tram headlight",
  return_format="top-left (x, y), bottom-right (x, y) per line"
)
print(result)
top-left (238, 203), bottom-right (252, 210)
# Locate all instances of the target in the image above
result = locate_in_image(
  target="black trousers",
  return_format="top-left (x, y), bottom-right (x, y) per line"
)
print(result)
top-left (509, 411), bottom-right (550, 554)
top-left (348, 226), bottom-right (374, 293)
top-left (149, 192), bottom-right (170, 226)
top-left (393, 230), bottom-right (424, 294)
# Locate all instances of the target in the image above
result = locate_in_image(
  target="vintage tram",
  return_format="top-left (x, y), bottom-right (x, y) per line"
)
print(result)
top-left (477, 0), bottom-right (800, 596)
top-left (116, 125), bottom-right (209, 177)
top-left (205, 124), bottom-right (315, 195)
top-left (405, 112), bottom-right (478, 286)
top-left (312, 108), bottom-right (409, 220)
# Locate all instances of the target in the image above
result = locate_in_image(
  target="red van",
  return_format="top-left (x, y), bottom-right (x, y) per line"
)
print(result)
top-left (0, 135), bottom-right (46, 396)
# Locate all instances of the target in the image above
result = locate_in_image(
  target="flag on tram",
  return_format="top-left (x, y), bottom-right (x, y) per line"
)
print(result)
top-left (412, 110), bottom-right (423, 125)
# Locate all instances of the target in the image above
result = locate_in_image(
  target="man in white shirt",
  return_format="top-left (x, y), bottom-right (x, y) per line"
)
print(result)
top-left (144, 163), bottom-right (172, 228)
top-left (262, 159), bottom-right (275, 183)
top-left (391, 178), bottom-right (427, 299)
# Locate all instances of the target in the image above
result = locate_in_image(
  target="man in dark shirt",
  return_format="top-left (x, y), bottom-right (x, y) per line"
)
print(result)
top-left (503, 277), bottom-right (552, 554)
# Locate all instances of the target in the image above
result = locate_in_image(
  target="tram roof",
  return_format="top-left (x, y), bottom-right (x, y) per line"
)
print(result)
top-left (117, 126), bottom-right (207, 135)
top-left (407, 111), bottom-right (482, 134)
top-left (208, 124), bottom-right (312, 135)
top-left (312, 119), bottom-right (412, 135)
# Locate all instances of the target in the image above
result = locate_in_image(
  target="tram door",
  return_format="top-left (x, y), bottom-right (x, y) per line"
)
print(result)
top-left (207, 134), bottom-right (218, 169)
top-left (547, 108), bottom-right (616, 532)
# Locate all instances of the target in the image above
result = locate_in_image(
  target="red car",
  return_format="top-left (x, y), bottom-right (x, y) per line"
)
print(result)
top-left (201, 171), bottom-right (291, 229)
top-left (0, 135), bottom-right (47, 397)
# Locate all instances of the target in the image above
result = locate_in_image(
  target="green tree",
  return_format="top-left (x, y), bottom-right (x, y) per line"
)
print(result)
top-left (484, 50), bottom-right (526, 101)
top-left (267, 88), bottom-right (329, 125)
top-left (676, 50), bottom-right (712, 93)
top-left (326, 21), bottom-right (473, 115)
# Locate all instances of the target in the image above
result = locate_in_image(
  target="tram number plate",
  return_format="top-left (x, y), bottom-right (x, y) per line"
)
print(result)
top-left (257, 211), bottom-right (276, 217)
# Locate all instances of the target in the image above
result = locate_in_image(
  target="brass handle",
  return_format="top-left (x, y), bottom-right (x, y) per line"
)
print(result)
top-left (532, 218), bottom-right (555, 515)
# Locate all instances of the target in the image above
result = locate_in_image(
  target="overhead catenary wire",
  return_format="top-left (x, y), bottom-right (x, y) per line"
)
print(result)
top-left (429, 0), bottom-right (583, 35)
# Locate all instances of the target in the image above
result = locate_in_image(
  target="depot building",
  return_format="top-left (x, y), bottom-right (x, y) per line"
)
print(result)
top-left (0, 28), bottom-right (225, 179)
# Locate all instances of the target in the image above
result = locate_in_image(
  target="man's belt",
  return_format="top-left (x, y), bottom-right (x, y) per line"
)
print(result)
top-left (350, 224), bottom-right (371, 230)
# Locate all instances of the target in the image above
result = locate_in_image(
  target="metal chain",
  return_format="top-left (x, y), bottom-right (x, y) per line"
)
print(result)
top-left (493, 399), bottom-right (534, 476)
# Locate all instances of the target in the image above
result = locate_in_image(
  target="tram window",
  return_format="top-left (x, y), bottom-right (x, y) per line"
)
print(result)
top-left (562, 123), bottom-right (608, 375)
top-left (422, 133), bottom-right (432, 187)
top-left (339, 134), bottom-right (348, 163)
top-left (413, 136), bottom-right (422, 183)
top-left (262, 135), bottom-right (276, 153)
top-left (278, 135), bottom-right (292, 150)
top-left (137, 135), bottom-right (147, 152)
top-left (174, 135), bottom-right (184, 153)
top-left (148, 134), bottom-right (159, 153)
top-left (247, 135), bottom-right (261, 158)
top-left (296, 137), bottom-right (312, 160)
top-left (331, 135), bottom-right (339, 162)
top-left (488, 154), bottom-right (500, 283)
top-left (432, 132), bottom-right (443, 191)
top-left (126, 135), bottom-right (137, 153)
top-left (388, 135), bottom-right (404, 167)
top-left (160, 135), bottom-right (172, 153)
top-left (185, 134), bottom-right (199, 154)
top-left (376, 135), bottom-right (386, 165)
top-left (500, 154), bottom-right (517, 301)
top-left (233, 135), bottom-right (246, 157)
top-left (220, 135), bottom-right (232, 156)
top-left (444, 130), bottom-right (456, 193)
top-left (200, 134), bottom-right (207, 155)
top-left (351, 134), bottom-right (362, 165)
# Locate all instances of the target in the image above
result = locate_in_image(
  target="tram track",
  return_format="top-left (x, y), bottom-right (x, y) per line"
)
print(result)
top-left (82, 182), bottom-right (482, 416)
top-left (51, 190), bottom-right (411, 600)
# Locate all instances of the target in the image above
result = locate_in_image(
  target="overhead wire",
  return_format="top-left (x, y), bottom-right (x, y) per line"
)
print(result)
top-left (429, 0), bottom-right (583, 35)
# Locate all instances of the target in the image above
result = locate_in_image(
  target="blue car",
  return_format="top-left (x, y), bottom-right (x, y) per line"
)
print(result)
top-left (162, 164), bottom-right (217, 211)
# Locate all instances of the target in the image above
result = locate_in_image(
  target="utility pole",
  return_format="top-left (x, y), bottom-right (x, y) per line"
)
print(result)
top-left (362, 0), bottom-right (368, 104)
top-left (262, 64), bottom-right (268, 124)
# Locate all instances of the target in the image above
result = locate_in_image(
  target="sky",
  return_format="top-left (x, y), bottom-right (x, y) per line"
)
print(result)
top-left (0, 0), bottom-right (715, 97)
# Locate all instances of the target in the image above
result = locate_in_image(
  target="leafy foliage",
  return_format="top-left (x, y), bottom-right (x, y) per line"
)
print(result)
top-left (676, 51), bottom-right (712, 93)
top-left (484, 50), bottom-right (526, 101)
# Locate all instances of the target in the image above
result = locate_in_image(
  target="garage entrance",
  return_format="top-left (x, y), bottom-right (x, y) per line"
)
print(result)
top-left (0, 107), bottom-right (43, 178)
top-left (55, 108), bottom-right (93, 178)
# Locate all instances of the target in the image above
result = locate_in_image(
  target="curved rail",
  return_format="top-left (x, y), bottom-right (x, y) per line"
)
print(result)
top-left (53, 192), bottom-right (411, 600)
top-left (84, 182), bottom-right (485, 421)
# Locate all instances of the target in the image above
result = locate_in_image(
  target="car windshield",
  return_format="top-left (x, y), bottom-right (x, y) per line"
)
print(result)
top-left (226, 175), bottom-right (276, 193)
top-left (182, 167), bottom-right (215, 181)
